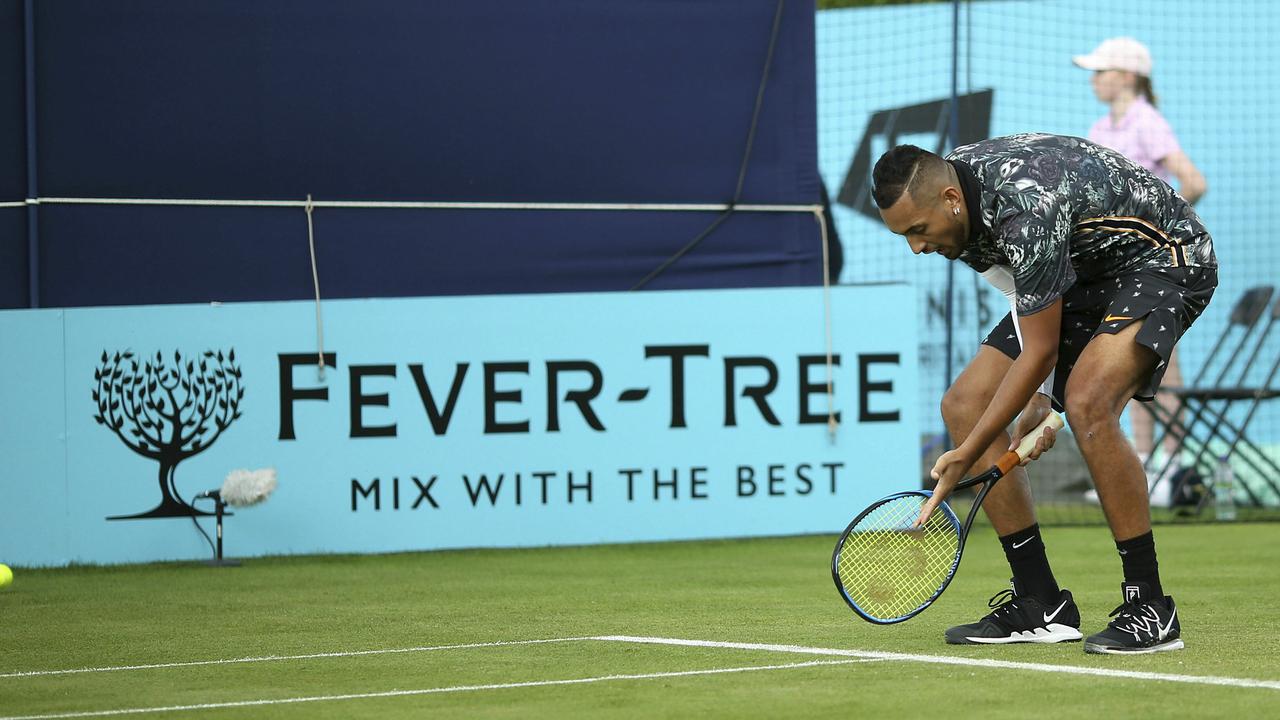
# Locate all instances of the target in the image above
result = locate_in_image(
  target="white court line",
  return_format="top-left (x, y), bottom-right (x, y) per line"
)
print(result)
top-left (0, 659), bottom-right (869, 720)
top-left (7, 633), bottom-right (1278, 720)
top-left (595, 636), bottom-right (1280, 692)
top-left (0, 637), bottom-right (595, 679)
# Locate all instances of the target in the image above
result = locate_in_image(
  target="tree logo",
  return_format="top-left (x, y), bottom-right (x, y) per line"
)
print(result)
top-left (93, 349), bottom-right (244, 520)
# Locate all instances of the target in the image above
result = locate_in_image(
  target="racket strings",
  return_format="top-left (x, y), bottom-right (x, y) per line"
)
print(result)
top-left (834, 495), bottom-right (961, 621)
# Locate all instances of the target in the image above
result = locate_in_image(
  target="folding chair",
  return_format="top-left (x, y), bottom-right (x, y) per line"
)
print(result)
top-left (1182, 294), bottom-right (1280, 501)
top-left (1145, 286), bottom-right (1280, 506)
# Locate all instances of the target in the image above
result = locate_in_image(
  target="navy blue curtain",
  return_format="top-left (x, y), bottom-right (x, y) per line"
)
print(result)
top-left (5, 0), bottom-right (820, 308)
top-left (0, 1), bottom-right (27, 307)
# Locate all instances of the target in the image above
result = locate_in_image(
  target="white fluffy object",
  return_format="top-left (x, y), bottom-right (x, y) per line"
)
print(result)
top-left (220, 468), bottom-right (278, 507)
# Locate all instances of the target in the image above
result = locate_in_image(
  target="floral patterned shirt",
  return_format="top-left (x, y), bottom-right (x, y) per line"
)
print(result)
top-left (948, 133), bottom-right (1215, 315)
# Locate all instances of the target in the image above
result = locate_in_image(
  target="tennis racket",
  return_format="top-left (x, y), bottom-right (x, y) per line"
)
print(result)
top-left (831, 411), bottom-right (1064, 624)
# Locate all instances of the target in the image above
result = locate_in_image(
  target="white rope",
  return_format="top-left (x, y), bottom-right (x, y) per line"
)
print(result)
top-left (304, 194), bottom-right (326, 381)
top-left (815, 208), bottom-right (838, 442)
top-left (36, 196), bottom-right (821, 213)
top-left (22, 194), bottom-right (828, 398)
top-left (0, 200), bottom-right (26, 208)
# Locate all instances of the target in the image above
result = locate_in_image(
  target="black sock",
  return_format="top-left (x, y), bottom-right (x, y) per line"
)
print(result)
top-left (1117, 531), bottom-right (1163, 598)
top-left (999, 523), bottom-right (1060, 604)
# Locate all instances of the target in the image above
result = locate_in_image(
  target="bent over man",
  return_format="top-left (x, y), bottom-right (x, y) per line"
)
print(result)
top-left (872, 133), bottom-right (1215, 654)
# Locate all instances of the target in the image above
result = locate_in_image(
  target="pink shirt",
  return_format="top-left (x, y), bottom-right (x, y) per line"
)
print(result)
top-left (1087, 97), bottom-right (1182, 181)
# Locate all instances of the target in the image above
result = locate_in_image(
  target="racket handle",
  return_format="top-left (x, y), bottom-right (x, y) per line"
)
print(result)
top-left (996, 411), bottom-right (1065, 475)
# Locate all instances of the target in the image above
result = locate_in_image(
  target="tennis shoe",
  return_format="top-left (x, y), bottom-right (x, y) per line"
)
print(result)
top-left (1084, 581), bottom-right (1183, 654)
top-left (945, 580), bottom-right (1083, 645)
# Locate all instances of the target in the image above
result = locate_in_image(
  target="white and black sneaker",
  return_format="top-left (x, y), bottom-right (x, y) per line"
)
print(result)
top-left (1085, 581), bottom-right (1184, 654)
top-left (945, 580), bottom-right (1083, 645)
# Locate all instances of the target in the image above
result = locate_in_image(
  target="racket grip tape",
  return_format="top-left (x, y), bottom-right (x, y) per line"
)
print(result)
top-left (995, 411), bottom-right (1065, 475)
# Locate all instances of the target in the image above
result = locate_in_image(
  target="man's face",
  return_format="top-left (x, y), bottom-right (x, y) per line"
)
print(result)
top-left (878, 190), bottom-right (966, 260)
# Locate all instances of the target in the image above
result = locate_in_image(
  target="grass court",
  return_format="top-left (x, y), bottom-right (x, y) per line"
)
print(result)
top-left (3, 522), bottom-right (1278, 718)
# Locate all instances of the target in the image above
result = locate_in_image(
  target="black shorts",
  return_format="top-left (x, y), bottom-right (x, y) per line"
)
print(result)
top-left (981, 266), bottom-right (1217, 408)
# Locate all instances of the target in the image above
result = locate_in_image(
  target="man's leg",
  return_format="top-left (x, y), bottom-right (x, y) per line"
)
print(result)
top-left (1063, 322), bottom-right (1157, 541)
top-left (1128, 347), bottom-right (1186, 504)
top-left (942, 345), bottom-right (1080, 640)
top-left (941, 345), bottom-right (1080, 646)
top-left (1157, 349), bottom-right (1186, 460)
top-left (944, 345), bottom-right (1059, 600)
top-left (1065, 320), bottom-right (1184, 654)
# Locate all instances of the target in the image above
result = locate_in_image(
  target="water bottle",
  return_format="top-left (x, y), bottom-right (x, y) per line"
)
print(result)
top-left (1214, 456), bottom-right (1237, 521)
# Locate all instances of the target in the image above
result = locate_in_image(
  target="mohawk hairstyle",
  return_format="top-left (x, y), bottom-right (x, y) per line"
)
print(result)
top-left (871, 145), bottom-right (948, 209)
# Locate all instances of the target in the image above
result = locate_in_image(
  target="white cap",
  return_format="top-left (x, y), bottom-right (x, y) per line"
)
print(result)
top-left (1073, 37), bottom-right (1153, 76)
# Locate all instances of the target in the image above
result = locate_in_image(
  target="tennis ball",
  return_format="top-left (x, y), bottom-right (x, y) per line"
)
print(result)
top-left (0, 564), bottom-right (11, 590)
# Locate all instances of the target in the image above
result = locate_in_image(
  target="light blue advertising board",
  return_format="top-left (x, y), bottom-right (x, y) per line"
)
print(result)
top-left (0, 285), bottom-right (918, 567)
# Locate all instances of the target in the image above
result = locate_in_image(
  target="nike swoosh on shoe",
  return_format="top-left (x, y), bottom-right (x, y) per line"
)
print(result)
top-left (1158, 606), bottom-right (1178, 639)
top-left (1043, 599), bottom-right (1070, 624)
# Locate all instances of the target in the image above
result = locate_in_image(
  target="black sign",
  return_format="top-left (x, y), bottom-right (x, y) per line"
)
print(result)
top-left (837, 90), bottom-right (994, 220)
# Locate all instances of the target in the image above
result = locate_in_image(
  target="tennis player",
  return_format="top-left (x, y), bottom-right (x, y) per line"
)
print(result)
top-left (871, 133), bottom-right (1216, 653)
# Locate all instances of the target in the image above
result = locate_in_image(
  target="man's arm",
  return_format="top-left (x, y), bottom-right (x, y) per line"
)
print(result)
top-left (981, 265), bottom-right (1057, 401)
top-left (916, 297), bottom-right (1061, 526)
top-left (955, 297), bottom-right (1060, 466)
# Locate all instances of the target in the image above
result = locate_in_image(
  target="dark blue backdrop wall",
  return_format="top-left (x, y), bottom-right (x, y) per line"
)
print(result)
top-left (0, 0), bottom-right (821, 309)
top-left (1, 1), bottom-right (26, 308)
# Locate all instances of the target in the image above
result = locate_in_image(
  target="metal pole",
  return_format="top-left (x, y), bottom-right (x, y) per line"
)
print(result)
top-left (943, 0), bottom-right (962, 445)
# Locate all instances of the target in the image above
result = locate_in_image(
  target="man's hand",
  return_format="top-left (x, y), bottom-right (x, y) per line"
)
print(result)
top-left (916, 446), bottom-right (976, 527)
top-left (1011, 394), bottom-right (1057, 465)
